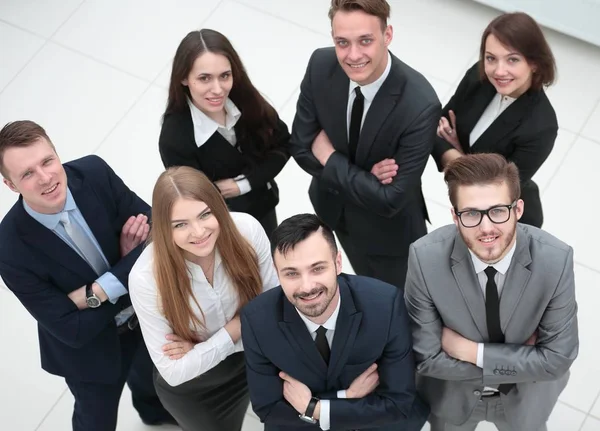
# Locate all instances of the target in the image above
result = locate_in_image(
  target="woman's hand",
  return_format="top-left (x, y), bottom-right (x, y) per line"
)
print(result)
top-left (437, 110), bottom-right (462, 152)
top-left (163, 334), bottom-right (196, 360)
top-left (215, 179), bottom-right (241, 199)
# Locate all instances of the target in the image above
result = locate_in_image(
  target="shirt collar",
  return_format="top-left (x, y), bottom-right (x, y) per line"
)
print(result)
top-left (187, 97), bottom-right (241, 143)
top-left (348, 51), bottom-right (392, 103)
top-left (23, 187), bottom-right (76, 230)
top-left (296, 290), bottom-right (341, 333)
top-left (469, 234), bottom-right (517, 275)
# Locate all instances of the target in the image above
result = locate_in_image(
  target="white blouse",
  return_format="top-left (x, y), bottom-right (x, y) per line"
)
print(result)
top-left (469, 93), bottom-right (516, 146)
top-left (129, 212), bottom-right (279, 386)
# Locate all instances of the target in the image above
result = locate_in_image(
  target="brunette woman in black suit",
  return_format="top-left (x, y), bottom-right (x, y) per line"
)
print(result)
top-left (159, 29), bottom-right (290, 237)
top-left (432, 12), bottom-right (557, 227)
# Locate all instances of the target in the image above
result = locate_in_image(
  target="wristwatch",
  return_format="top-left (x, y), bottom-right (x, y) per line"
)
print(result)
top-left (298, 397), bottom-right (319, 424)
top-left (85, 283), bottom-right (102, 308)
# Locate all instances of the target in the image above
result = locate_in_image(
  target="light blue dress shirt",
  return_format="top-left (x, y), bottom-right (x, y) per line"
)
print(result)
top-left (23, 188), bottom-right (128, 303)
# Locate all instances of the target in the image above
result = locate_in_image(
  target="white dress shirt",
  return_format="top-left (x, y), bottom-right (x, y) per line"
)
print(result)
top-left (296, 296), bottom-right (345, 431)
top-left (470, 237), bottom-right (517, 392)
top-left (187, 97), bottom-right (251, 195)
top-left (129, 212), bottom-right (279, 387)
top-left (346, 52), bottom-right (393, 138)
top-left (469, 93), bottom-right (517, 146)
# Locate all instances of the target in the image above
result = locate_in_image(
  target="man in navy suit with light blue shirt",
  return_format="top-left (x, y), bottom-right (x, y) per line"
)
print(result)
top-left (0, 121), bottom-right (174, 431)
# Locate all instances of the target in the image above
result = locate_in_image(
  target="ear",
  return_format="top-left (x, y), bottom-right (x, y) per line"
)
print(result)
top-left (181, 78), bottom-right (189, 87)
top-left (515, 199), bottom-right (524, 221)
top-left (3, 177), bottom-right (18, 193)
top-left (383, 25), bottom-right (393, 46)
top-left (335, 250), bottom-right (342, 275)
top-left (451, 207), bottom-right (460, 228)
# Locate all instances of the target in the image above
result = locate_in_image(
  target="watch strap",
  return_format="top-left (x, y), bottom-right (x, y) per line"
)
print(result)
top-left (304, 397), bottom-right (319, 418)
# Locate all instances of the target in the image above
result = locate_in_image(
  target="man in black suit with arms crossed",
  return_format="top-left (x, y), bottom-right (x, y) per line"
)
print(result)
top-left (0, 121), bottom-right (174, 431)
top-left (241, 213), bottom-right (428, 430)
top-left (290, 0), bottom-right (440, 288)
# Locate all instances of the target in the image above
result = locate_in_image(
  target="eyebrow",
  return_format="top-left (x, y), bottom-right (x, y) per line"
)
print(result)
top-left (197, 69), bottom-right (232, 77)
top-left (19, 156), bottom-right (54, 177)
top-left (458, 203), bottom-right (509, 212)
top-left (485, 51), bottom-right (521, 57)
top-left (171, 207), bottom-right (210, 223)
top-left (279, 261), bottom-right (329, 272)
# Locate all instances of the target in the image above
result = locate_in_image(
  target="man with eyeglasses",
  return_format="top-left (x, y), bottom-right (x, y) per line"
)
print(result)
top-left (404, 153), bottom-right (578, 431)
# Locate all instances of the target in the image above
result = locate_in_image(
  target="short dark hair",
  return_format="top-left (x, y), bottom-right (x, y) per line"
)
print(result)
top-left (271, 214), bottom-right (338, 257)
top-left (479, 12), bottom-right (556, 90)
top-left (328, 0), bottom-right (391, 30)
top-left (444, 153), bottom-right (521, 208)
top-left (0, 120), bottom-right (55, 179)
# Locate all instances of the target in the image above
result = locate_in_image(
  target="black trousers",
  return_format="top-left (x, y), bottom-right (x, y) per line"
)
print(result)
top-left (335, 222), bottom-right (409, 290)
top-left (258, 208), bottom-right (278, 240)
top-left (65, 326), bottom-right (172, 431)
top-left (154, 352), bottom-right (249, 431)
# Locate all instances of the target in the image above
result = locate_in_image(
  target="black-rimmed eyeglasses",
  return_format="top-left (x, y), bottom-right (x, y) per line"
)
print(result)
top-left (454, 201), bottom-right (517, 228)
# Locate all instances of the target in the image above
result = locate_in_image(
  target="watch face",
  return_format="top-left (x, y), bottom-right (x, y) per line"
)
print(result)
top-left (87, 297), bottom-right (101, 308)
top-left (298, 415), bottom-right (317, 424)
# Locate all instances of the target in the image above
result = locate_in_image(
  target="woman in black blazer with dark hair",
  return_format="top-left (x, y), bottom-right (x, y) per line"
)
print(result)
top-left (432, 12), bottom-right (558, 228)
top-left (159, 29), bottom-right (290, 237)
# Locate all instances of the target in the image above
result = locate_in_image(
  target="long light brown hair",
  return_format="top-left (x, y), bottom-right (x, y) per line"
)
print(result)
top-left (150, 166), bottom-right (262, 342)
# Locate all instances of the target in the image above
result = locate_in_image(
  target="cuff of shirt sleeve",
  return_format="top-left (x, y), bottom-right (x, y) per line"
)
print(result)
top-left (337, 390), bottom-right (347, 399)
top-left (319, 399), bottom-right (330, 430)
top-left (96, 272), bottom-right (128, 304)
top-left (234, 176), bottom-right (252, 195)
top-left (203, 327), bottom-right (236, 358)
top-left (477, 343), bottom-right (484, 368)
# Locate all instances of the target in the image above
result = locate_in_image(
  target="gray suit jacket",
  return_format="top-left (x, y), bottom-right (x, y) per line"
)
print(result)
top-left (290, 47), bottom-right (440, 256)
top-left (404, 224), bottom-right (578, 429)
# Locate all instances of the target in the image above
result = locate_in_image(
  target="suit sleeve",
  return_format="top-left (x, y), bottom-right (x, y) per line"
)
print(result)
top-left (320, 101), bottom-right (439, 218)
top-left (158, 113), bottom-right (198, 169)
top-left (241, 310), bottom-right (315, 428)
top-left (482, 247), bottom-right (578, 384)
top-left (404, 244), bottom-right (483, 381)
top-left (244, 117), bottom-right (291, 189)
top-left (431, 64), bottom-right (476, 171)
top-left (290, 50), bottom-right (326, 177)
top-left (507, 124), bottom-right (557, 183)
top-left (98, 156), bottom-right (151, 290)
top-left (328, 290), bottom-right (416, 429)
top-left (0, 262), bottom-right (119, 349)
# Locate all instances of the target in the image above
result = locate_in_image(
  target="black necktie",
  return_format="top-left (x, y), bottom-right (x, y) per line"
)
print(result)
top-left (348, 87), bottom-right (364, 163)
top-left (315, 326), bottom-right (330, 365)
top-left (484, 266), bottom-right (514, 394)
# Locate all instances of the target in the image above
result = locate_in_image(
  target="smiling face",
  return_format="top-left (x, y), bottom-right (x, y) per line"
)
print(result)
top-left (274, 230), bottom-right (342, 324)
top-left (452, 181), bottom-right (523, 264)
top-left (170, 197), bottom-right (220, 262)
top-left (331, 9), bottom-right (392, 85)
top-left (483, 34), bottom-right (535, 98)
top-left (2, 138), bottom-right (67, 214)
top-left (182, 51), bottom-right (233, 121)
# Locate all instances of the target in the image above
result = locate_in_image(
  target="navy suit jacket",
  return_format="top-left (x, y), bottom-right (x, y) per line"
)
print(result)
top-left (241, 273), bottom-right (429, 430)
top-left (0, 155), bottom-right (150, 383)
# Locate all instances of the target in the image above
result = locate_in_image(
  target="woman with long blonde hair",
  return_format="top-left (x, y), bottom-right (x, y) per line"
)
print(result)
top-left (129, 166), bottom-right (278, 431)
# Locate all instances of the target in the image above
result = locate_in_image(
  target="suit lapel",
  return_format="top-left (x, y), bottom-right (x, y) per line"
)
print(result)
top-left (278, 299), bottom-right (328, 378)
top-left (450, 233), bottom-right (488, 339)
top-left (499, 226), bottom-right (532, 330)
top-left (328, 279), bottom-right (363, 382)
top-left (355, 56), bottom-right (402, 165)
top-left (458, 83), bottom-right (495, 152)
top-left (327, 67), bottom-right (350, 156)
top-left (16, 199), bottom-right (96, 281)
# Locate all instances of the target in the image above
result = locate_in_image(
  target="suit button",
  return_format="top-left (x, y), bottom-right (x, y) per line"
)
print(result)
top-left (473, 390), bottom-right (481, 396)
top-left (512, 371), bottom-right (517, 376)
top-left (500, 370), bottom-right (506, 375)
top-left (494, 369), bottom-right (499, 375)
top-left (327, 188), bottom-right (339, 195)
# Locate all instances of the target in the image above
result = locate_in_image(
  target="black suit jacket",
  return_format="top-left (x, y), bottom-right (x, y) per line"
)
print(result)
top-left (431, 62), bottom-right (558, 227)
top-left (159, 107), bottom-right (291, 220)
top-left (290, 48), bottom-right (441, 256)
top-left (0, 155), bottom-right (150, 383)
top-left (241, 274), bottom-right (429, 430)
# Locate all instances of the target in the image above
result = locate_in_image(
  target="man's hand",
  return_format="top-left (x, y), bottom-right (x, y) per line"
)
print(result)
top-left (163, 334), bottom-right (196, 360)
top-left (371, 159), bottom-right (398, 185)
top-left (442, 327), bottom-right (478, 364)
top-left (311, 130), bottom-right (336, 166)
top-left (346, 363), bottom-right (379, 398)
top-left (280, 372), bottom-right (316, 417)
top-left (67, 282), bottom-right (108, 310)
top-left (120, 214), bottom-right (149, 257)
top-left (224, 315), bottom-right (241, 343)
top-left (215, 179), bottom-right (241, 199)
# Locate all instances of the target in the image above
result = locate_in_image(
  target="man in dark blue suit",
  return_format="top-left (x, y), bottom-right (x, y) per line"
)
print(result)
top-left (0, 121), bottom-right (174, 430)
top-left (241, 213), bottom-right (429, 430)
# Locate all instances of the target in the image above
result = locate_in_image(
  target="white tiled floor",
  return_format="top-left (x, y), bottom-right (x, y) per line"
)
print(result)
top-left (1, 0), bottom-right (599, 430)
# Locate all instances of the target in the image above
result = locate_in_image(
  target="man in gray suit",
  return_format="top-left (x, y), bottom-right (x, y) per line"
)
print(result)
top-left (290, 0), bottom-right (440, 289)
top-left (404, 153), bottom-right (578, 430)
